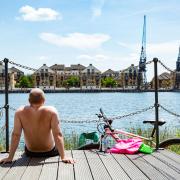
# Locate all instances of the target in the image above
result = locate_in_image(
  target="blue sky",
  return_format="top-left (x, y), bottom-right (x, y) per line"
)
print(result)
top-left (0, 0), bottom-right (180, 80)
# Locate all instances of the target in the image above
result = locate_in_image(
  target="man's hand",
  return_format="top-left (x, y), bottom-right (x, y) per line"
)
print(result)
top-left (0, 157), bottom-right (13, 164)
top-left (62, 157), bottom-right (75, 164)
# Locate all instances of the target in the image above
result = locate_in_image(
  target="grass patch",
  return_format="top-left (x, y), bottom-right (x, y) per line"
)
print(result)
top-left (0, 128), bottom-right (5, 152)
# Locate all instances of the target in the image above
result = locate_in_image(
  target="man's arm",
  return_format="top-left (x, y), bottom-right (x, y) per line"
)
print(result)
top-left (0, 111), bottom-right (22, 164)
top-left (51, 110), bottom-right (75, 164)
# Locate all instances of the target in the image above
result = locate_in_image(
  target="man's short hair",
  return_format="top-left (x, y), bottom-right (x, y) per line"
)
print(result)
top-left (29, 88), bottom-right (45, 105)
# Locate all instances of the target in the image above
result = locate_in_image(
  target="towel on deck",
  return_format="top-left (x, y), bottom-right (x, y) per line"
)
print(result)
top-left (107, 138), bottom-right (143, 154)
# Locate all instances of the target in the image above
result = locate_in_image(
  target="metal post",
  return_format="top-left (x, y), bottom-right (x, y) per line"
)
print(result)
top-left (4, 58), bottom-right (9, 152)
top-left (153, 58), bottom-right (159, 150)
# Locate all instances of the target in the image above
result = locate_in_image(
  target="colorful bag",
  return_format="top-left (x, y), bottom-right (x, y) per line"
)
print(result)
top-left (138, 143), bottom-right (153, 154)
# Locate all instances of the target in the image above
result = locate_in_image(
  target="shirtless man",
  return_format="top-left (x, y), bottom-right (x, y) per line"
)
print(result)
top-left (0, 88), bottom-right (75, 164)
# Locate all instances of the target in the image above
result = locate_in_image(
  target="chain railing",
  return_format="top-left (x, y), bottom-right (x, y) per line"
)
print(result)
top-left (158, 60), bottom-right (174, 73)
top-left (61, 119), bottom-right (98, 123)
top-left (0, 106), bottom-right (4, 110)
top-left (1, 57), bottom-right (180, 152)
top-left (120, 60), bottom-right (153, 73)
top-left (0, 101), bottom-right (5, 136)
top-left (9, 60), bottom-right (37, 71)
top-left (8, 59), bottom-right (154, 73)
top-left (9, 106), bottom-right (17, 112)
top-left (8, 103), bottom-right (180, 124)
top-left (8, 105), bottom-right (155, 123)
top-left (0, 107), bottom-right (4, 120)
top-left (159, 104), bottom-right (180, 118)
top-left (111, 105), bottom-right (155, 120)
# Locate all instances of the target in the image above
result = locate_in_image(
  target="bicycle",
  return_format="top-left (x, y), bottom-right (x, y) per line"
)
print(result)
top-left (78, 108), bottom-right (180, 152)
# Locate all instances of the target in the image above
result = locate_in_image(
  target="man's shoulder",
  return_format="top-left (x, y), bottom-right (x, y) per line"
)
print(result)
top-left (16, 105), bottom-right (28, 112)
top-left (42, 106), bottom-right (58, 113)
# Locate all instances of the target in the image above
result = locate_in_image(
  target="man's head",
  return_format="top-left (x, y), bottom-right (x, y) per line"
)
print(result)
top-left (29, 88), bottom-right (45, 105)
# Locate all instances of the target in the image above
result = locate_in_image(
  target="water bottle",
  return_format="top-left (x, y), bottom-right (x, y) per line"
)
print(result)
top-left (101, 138), bottom-right (108, 152)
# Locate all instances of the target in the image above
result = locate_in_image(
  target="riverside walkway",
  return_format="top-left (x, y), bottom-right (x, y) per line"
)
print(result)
top-left (0, 150), bottom-right (180, 180)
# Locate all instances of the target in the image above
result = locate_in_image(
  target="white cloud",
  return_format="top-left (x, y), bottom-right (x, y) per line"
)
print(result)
top-left (118, 40), bottom-right (180, 58)
top-left (91, 0), bottom-right (105, 19)
top-left (77, 54), bottom-right (108, 61)
top-left (19, 5), bottom-right (62, 21)
top-left (40, 32), bottom-right (111, 49)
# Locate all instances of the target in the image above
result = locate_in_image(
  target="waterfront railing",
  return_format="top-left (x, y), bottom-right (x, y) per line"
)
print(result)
top-left (0, 58), bottom-right (180, 152)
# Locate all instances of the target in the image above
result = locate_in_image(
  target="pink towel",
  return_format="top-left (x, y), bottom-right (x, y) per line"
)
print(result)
top-left (107, 138), bottom-right (143, 154)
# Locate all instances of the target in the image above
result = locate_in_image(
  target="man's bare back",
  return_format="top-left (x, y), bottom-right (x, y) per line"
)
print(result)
top-left (18, 105), bottom-right (57, 152)
top-left (0, 88), bottom-right (75, 164)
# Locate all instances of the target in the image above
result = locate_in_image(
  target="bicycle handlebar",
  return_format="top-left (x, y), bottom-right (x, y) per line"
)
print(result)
top-left (97, 108), bottom-right (113, 124)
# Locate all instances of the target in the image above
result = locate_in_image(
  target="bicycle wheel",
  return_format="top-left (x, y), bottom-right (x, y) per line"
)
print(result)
top-left (77, 143), bottom-right (100, 150)
top-left (159, 138), bottom-right (180, 148)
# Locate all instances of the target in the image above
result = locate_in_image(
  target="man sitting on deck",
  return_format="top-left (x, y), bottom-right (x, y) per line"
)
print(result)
top-left (0, 88), bottom-right (75, 164)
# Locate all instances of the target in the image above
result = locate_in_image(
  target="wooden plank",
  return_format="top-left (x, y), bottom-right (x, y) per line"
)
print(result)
top-left (0, 153), bottom-right (19, 180)
top-left (57, 150), bottom-right (74, 180)
top-left (99, 153), bottom-right (130, 180)
top-left (72, 150), bottom-right (93, 180)
top-left (160, 150), bottom-right (180, 164)
top-left (152, 151), bottom-right (180, 173)
top-left (84, 150), bottom-right (111, 180)
top-left (112, 154), bottom-right (149, 180)
top-left (39, 155), bottom-right (59, 180)
top-left (3, 152), bottom-right (30, 180)
top-left (142, 153), bottom-right (180, 179)
top-left (127, 154), bottom-right (169, 180)
top-left (21, 157), bottom-right (45, 180)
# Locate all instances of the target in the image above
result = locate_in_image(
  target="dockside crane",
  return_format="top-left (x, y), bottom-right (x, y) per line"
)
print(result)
top-left (137, 15), bottom-right (147, 89)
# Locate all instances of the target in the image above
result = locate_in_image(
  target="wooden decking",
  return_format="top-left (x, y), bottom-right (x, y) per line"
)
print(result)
top-left (0, 150), bottom-right (180, 180)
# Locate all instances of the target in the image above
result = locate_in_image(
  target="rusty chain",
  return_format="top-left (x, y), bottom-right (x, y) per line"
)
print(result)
top-left (61, 119), bottom-right (98, 123)
top-left (9, 60), bottom-right (37, 71)
top-left (9, 106), bottom-right (98, 123)
top-left (9, 105), bottom-right (155, 123)
top-left (7, 103), bottom-right (180, 123)
top-left (158, 60), bottom-right (174, 73)
top-left (8, 59), bottom-right (154, 74)
top-left (120, 60), bottom-right (153, 73)
top-left (111, 105), bottom-right (155, 120)
top-left (0, 107), bottom-right (4, 120)
top-left (9, 106), bottom-right (17, 111)
top-left (159, 104), bottom-right (180, 118)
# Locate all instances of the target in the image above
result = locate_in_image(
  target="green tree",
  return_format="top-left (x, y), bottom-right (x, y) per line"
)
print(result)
top-left (63, 76), bottom-right (80, 88)
top-left (19, 75), bottom-right (34, 88)
top-left (101, 77), bottom-right (117, 88)
top-left (26, 75), bottom-right (34, 87)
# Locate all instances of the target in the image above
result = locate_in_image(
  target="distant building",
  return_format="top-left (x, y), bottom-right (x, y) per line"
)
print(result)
top-left (175, 46), bottom-right (180, 89)
top-left (9, 66), bottom-right (24, 84)
top-left (101, 69), bottom-right (120, 87)
top-left (151, 72), bottom-right (173, 89)
top-left (49, 64), bottom-right (85, 87)
top-left (33, 64), bottom-right (56, 89)
top-left (0, 62), bottom-right (16, 89)
top-left (101, 69), bottom-right (119, 78)
top-left (81, 64), bottom-right (101, 88)
top-left (120, 64), bottom-right (138, 88)
top-left (0, 62), bottom-right (5, 89)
